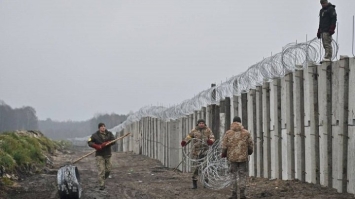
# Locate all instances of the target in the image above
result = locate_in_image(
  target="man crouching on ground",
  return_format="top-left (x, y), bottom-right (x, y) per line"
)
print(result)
top-left (88, 123), bottom-right (116, 190)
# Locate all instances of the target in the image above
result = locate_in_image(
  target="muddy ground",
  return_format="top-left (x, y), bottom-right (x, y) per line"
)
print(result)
top-left (2, 147), bottom-right (355, 199)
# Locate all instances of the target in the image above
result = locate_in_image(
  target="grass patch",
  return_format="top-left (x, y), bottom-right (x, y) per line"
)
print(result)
top-left (1, 177), bottom-right (14, 186)
top-left (0, 131), bottom-right (65, 173)
top-left (54, 139), bottom-right (73, 150)
top-left (0, 150), bottom-right (16, 171)
top-left (0, 133), bottom-right (45, 166)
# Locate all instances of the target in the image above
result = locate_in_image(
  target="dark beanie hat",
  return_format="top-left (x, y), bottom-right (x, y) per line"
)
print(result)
top-left (197, 119), bottom-right (206, 124)
top-left (98, 123), bottom-right (105, 128)
top-left (233, 116), bottom-right (241, 123)
top-left (320, 0), bottom-right (328, 3)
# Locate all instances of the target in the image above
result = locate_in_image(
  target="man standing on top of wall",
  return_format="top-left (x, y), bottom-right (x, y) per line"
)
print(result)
top-left (88, 123), bottom-right (116, 190)
top-left (317, 0), bottom-right (337, 62)
top-left (181, 119), bottom-right (215, 189)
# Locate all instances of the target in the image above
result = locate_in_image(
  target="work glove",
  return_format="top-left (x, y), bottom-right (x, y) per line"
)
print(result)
top-left (92, 143), bottom-right (102, 151)
top-left (181, 141), bottom-right (187, 147)
top-left (317, 29), bottom-right (321, 39)
top-left (329, 24), bottom-right (336, 35)
top-left (221, 152), bottom-right (227, 158)
top-left (206, 139), bottom-right (214, 146)
top-left (101, 141), bottom-right (110, 148)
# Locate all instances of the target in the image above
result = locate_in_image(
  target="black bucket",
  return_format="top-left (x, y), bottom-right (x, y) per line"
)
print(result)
top-left (57, 165), bottom-right (82, 199)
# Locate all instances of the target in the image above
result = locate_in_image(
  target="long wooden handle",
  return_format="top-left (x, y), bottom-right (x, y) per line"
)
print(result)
top-left (71, 132), bottom-right (131, 164)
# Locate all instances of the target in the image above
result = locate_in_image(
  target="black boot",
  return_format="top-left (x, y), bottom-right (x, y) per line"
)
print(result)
top-left (228, 191), bottom-right (237, 199)
top-left (104, 172), bottom-right (110, 179)
top-left (191, 180), bottom-right (197, 189)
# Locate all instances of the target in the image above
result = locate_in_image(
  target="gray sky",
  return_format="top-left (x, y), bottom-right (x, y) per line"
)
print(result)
top-left (1, 0), bottom-right (354, 121)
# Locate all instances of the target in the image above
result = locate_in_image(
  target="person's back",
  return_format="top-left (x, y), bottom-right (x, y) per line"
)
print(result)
top-left (222, 122), bottom-right (253, 163)
top-left (221, 116), bottom-right (253, 199)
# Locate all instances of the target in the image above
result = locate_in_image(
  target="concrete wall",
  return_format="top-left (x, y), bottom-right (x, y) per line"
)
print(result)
top-left (115, 56), bottom-right (355, 195)
top-left (256, 86), bottom-right (263, 178)
top-left (262, 82), bottom-right (271, 179)
top-left (248, 89), bottom-right (257, 177)
top-left (347, 57), bottom-right (355, 194)
top-left (304, 64), bottom-right (320, 184)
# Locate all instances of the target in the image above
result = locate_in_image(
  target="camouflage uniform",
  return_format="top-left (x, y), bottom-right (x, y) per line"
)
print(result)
top-left (318, 2), bottom-right (337, 60)
top-left (222, 122), bottom-right (253, 198)
top-left (88, 130), bottom-right (116, 188)
top-left (183, 126), bottom-right (215, 180)
top-left (96, 156), bottom-right (112, 187)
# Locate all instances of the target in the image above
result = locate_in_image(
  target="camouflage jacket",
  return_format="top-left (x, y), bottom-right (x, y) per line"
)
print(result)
top-left (221, 122), bottom-right (253, 162)
top-left (183, 126), bottom-right (215, 158)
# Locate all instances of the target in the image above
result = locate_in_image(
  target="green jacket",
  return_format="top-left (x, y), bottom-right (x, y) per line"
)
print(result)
top-left (88, 130), bottom-right (116, 157)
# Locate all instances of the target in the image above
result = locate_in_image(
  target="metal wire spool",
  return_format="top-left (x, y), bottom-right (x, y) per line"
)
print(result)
top-left (57, 165), bottom-right (82, 199)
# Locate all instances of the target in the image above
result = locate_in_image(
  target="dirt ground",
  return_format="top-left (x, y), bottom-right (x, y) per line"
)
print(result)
top-left (2, 147), bottom-right (355, 199)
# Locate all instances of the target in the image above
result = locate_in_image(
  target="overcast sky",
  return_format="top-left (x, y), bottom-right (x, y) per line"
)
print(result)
top-left (1, 0), bottom-right (354, 121)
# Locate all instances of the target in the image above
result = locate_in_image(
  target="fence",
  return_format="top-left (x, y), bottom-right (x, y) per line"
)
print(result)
top-left (113, 56), bottom-right (355, 195)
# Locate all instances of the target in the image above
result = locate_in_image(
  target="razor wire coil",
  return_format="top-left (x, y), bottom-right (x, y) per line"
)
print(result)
top-left (110, 38), bottom-right (338, 132)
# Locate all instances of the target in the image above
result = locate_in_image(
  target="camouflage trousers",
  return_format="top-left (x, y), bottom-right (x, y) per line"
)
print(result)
top-left (230, 161), bottom-right (248, 193)
top-left (96, 155), bottom-right (112, 186)
top-left (191, 153), bottom-right (206, 180)
top-left (321, 32), bottom-right (333, 59)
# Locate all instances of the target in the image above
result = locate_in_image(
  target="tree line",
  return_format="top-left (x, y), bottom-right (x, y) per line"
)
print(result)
top-left (0, 100), bottom-right (128, 140)
top-left (0, 100), bottom-right (38, 132)
top-left (38, 114), bottom-right (128, 140)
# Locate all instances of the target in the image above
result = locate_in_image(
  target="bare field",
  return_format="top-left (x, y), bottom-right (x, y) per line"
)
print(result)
top-left (2, 147), bottom-right (355, 199)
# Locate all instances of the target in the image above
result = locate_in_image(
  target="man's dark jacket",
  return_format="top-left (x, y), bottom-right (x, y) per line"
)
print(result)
top-left (88, 130), bottom-right (116, 157)
top-left (319, 3), bottom-right (337, 33)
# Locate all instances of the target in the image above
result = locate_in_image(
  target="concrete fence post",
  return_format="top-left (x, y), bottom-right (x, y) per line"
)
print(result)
top-left (157, 119), bottom-right (162, 163)
top-left (294, 69), bottom-right (306, 182)
top-left (225, 97), bottom-right (231, 133)
top-left (142, 118), bottom-right (146, 156)
top-left (281, 73), bottom-right (295, 180)
top-left (201, 107), bottom-right (206, 121)
top-left (347, 57), bottom-right (355, 195)
top-left (256, 86), bottom-right (264, 178)
top-left (262, 82), bottom-right (271, 179)
top-left (165, 121), bottom-right (170, 167)
top-left (242, 93), bottom-right (248, 130)
top-left (304, 64), bottom-right (320, 184)
top-left (247, 89), bottom-right (257, 176)
top-left (232, 95), bottom-right (239, 119)
top-left (331, 56), bottom-right (350, 193)
top-left (206, 105), bottom-right (212, 128)
top-left (318, 61), bottom-right (333, 186)
top-left (274, 78), bottom-right (282, 179)
top-left (220, 100), bottom-right (226, 138)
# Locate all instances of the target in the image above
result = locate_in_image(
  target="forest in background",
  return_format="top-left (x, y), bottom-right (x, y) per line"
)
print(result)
top-left (38, 114), bottom-right (127, 140)
top-left (0, 100), bottom-right (128, 140)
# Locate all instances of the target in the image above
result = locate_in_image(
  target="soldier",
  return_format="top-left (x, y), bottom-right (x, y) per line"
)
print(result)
top-left (221, 116), bottom-right (253, 199)
top-left (317, 0), bottom-right (337, 62)
top-left (88, 123), bottom-right (116, 190)
top-left (181, 119), bottom-right (215, 189)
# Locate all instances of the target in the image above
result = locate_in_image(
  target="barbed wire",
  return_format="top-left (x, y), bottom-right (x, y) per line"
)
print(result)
top-left (109, 37), bottom-right (338, 132)
top-left (181, 139), bottom-right (236, 190)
